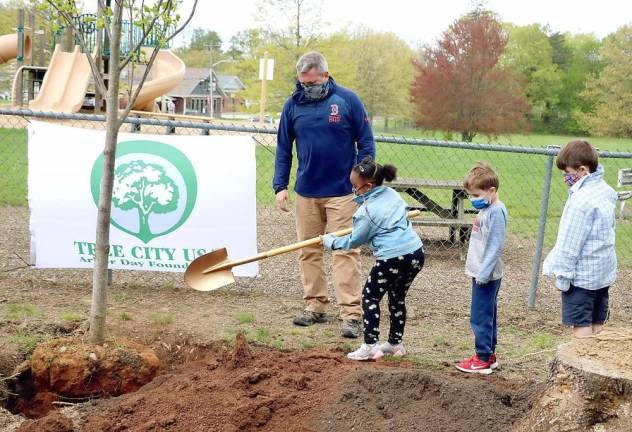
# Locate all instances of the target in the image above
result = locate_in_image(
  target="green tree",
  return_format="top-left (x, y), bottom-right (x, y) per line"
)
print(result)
top-left (255, 0), bottom-right (323, 50)
top-left (0, 4), bottom-right (18, 35)
top-left (112, 160), bottom-right (179, 243)
top-left (226, 29), bottom-right (265, 60)
top-left (549, 31), bottom-right (572, 70)
top-left (557, 33), bottom-right (602, 133)
top-left (347, 29), bottom-right (415, 122)
top-left (36, 0), bottom-right (198, 344)
top-left (237, 0), bottom-right (325, 115)
top-left (316, 31), bottom-right (357, 86)
top-left (502, 23), bottom-right (562, 130)
top-left (175, 28), bottom-right (224, 68)
top-left (187, 28), bottom-right (221, 51)
top-left (582, 25), bottom-right (632, 137)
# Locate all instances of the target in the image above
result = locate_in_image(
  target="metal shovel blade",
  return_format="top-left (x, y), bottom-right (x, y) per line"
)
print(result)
top-left (184, 248), bottom-right (235, 291)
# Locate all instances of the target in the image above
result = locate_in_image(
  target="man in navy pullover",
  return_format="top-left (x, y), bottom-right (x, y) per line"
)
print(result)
top-left (273, 51), bottom-right (375, 338)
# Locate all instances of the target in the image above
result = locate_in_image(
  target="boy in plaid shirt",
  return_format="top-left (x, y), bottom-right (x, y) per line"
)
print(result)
top-left (543, 140), bottom-right (617, 337)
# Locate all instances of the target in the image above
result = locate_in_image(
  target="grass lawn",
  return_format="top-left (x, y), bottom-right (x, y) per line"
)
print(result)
top-left (0, 127), bottom-right (27, 206)
top-left (1, 125), bottom-right (631, 265)
top-left (371, 125), bottom-right (632, 152)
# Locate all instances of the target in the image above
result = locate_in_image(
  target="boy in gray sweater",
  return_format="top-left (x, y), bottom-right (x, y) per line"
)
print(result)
top-left (455, 163), bottom-right (508, 375)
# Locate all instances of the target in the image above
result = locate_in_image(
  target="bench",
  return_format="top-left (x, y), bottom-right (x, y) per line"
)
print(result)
top-left (618, 168), bottom-right (632, 219)
top-left (386, 178), bottom-right (474, 251)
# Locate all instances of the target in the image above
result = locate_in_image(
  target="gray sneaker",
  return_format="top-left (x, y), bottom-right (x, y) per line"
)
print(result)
top-left (379, 341), bottom-right (406, 356)
top-left (341, 319), bottom-right (362, 338)
top-left (347, 343), bottom-right (383, 361)
top-left (293, 310), bottom-right (328, 326)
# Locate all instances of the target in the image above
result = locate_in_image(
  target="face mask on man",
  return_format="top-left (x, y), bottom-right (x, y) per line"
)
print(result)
top-left (301, 80), bottom-right (329, 101)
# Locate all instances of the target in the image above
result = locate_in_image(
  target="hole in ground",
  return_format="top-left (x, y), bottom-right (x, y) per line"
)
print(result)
top-left (9, 334), bottom-right (546, 432)
top-left (3, 336), bottom-right (162, 419)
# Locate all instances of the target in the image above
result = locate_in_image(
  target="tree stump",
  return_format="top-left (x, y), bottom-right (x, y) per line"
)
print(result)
top-left (514, 328), bottom-right (632, 432)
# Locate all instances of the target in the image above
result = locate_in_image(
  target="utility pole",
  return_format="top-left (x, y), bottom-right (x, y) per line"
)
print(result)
top-left (259, 51), bottom-right (269, 124)
top-left (207, 44), bottom-right (216, 118)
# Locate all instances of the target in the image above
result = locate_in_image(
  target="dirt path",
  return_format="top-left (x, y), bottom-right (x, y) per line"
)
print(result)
top-left (1, 204), bottom-right (632, 430)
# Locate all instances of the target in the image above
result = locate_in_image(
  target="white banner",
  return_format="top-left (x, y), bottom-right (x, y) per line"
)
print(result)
top-left (28, 121), bottom-right (258, 277)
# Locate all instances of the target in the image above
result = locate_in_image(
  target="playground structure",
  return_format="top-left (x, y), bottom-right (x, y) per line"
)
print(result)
top-left (1, 8), bottom-right (185, 113)
top-left (0, 33), bottom-right (32, 65)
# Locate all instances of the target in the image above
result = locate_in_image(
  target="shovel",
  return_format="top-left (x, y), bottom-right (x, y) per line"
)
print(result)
top-left (184, 209), bottom-right (422, 291)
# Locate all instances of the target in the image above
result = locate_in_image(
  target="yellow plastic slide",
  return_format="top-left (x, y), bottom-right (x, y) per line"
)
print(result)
top-left (29, 45), bottom-right (95, 113)
top-left (0, 33), bottom-right (31, 64)
top-left (132, 48), bottom-right (185, 112)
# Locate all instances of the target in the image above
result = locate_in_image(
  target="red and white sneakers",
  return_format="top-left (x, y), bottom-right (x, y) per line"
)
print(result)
top-left (455, 354), bottom-right (496, 375)
top-left (490, 353), bottom-right (498, 370)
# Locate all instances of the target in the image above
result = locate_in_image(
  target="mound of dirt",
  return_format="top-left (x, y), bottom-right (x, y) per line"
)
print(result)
top-left (16, 410), bottom-right (73, 432)
top-left (51, 335), bottom-right (543, 432)
top-left (29, 337), bottom-right (160, 398)
top-left (9, 337), bottom-right (159, 418)
top-left (225, 332), bottom-right (253, 369)
top-left (319, 368), bottom-right (541, 432)
top-left (79, 338), bottom-right (357, 432)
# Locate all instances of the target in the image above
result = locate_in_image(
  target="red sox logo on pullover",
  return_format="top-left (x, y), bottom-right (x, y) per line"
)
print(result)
top-left (329, 104), bottom-right (341, 123)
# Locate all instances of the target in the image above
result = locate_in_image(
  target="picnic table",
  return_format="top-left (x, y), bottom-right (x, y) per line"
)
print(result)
top-left (618, 168), bottom-right (632, 219)
top-left (386, 178), bottom-right (475, 247)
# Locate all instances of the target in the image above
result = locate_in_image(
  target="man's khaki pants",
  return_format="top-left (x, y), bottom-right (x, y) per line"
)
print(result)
top-left (295, 193), bottom-right (362, 320)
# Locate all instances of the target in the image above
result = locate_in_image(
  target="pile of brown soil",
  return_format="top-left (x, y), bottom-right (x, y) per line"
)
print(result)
top-left (79, 337), bottom-right (357, 431)
top-left (13, 337), bottom-right (542, 432)
top-left (16, 410), bottom-right (74, 432)
top-left (319, 369), bottom-right (541, 432)
top-left (12, 337), bottom-right (159, 418)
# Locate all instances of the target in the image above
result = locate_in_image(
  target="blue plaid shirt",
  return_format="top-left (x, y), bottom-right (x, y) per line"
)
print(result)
top-left (543, 165), bottom-right (617, 291)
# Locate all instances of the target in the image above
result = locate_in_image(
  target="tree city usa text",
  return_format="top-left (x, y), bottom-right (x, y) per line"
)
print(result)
top-left (73, 241), bottom-right (207, 268)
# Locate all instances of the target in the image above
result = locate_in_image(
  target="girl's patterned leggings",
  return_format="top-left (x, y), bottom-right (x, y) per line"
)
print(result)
top-left (362, 247), bottom-right (425, 345)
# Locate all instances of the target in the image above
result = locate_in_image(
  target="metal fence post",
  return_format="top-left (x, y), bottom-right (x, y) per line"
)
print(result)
top-left (528, 145), bottom-right (559, 309)
top-left (131, 115), bottom-right (141, 133)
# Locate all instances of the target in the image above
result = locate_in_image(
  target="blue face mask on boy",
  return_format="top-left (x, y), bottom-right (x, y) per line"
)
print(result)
top-left (470, 197), bottom-right (490, 210)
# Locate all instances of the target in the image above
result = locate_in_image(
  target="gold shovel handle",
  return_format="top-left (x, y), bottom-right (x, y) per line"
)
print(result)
top-left (202, 209), bottom-right (421, 274)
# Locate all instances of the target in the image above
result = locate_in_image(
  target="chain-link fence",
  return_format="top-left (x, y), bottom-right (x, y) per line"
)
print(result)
top-left (1, 108), bottom-right (631, 306)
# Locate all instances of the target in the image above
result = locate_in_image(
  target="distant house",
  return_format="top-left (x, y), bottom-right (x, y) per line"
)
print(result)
top-left (167, 68), bottom-right (246, 117)
top-left (164, 68), bottom-right (219, 116)
top-left (217, 74), bottom-right (247, 114)
top-left (127, 66), bottom-right (246, 117)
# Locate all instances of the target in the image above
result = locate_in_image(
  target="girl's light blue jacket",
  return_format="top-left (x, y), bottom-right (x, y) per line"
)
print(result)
top-left (322, 186), bottom-right (423, 260)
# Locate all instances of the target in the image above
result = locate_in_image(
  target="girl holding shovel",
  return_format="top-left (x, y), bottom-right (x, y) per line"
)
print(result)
top-left (322, 157), bottom-right (425, 361)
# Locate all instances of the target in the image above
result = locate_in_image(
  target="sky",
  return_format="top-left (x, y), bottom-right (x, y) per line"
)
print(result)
top-left (175, 0), bottom-right (632, 49)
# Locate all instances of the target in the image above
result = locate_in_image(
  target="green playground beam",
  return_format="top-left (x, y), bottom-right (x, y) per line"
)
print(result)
top-left (67, 14), bottom-right (173, 58)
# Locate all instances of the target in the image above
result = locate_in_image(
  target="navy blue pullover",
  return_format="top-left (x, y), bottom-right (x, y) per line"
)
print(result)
top-left (273, 77), bottom-right (375, 198)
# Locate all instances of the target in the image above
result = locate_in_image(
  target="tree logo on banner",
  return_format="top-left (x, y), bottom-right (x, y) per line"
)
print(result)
top-left (90, 140), bottom-right (198, 243)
